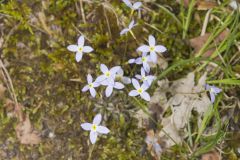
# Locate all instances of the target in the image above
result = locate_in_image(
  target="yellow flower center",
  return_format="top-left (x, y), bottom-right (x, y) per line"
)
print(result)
top-left (137, 88), bottom-right (143, 94)
top-left (92, 124), bottom-right (97, 131)
top-left (142, 76), bottom-right (147, 81)
top-left (78, 47), bottom-right (83, 52)
top-left (105, 71), bottom-right (110, 77)
top-left (150, 46), bottom-right (155, 52)
top-left (88, 83), bottom-right (93, 88)
top-left (142, 57), bottom-right (147, 62)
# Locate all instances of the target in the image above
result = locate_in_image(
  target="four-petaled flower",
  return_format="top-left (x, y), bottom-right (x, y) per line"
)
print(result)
top-left (129, 52), bottom-right (151, 73)
top-left (129, 78), bottom-right (150, 101)
top-left (206, 84), bottom-right (222, 103)
top-left (135, 67), bottom-right (155, 87)
top-left (122, 0), bottom-right (142, 11)
top-left (67, 35), bottom-right (94, 62)
top-left (81, 114), bottom-right (110, 144)
top-left (82, 74), bottom-right (100, 97)
top-left (120, 20), bottom-right (137, 35)
top-left (137, 35), bottom-right (167, 63)
top-left (96, 64), bottom-right (121, 85)
top-left (116, 68), bottom-right (131, 84)
top-left (105, 81), bottom-right (125, 97)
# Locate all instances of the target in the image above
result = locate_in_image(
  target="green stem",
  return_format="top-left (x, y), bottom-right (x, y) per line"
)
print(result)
top-left (182, 0), bottom-right (196, 39)
top-left (87, 143), bottom-right (95, 160)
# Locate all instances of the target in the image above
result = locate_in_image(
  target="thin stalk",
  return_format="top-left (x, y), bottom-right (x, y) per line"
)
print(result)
top-left (87, 143), bottom-right (95, 160)
top-left (182, 0), bottom-right (196, 39)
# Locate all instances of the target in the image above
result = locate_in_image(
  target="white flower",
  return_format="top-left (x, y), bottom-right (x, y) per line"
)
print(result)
top-left (115, 68), bottom-right (131, 84)
top-left (95, 64), bottom-right (120, 85)
top-left (122, 0), bottom-right (142, 10)
top-left (82, 74), bottom-right (100, 97)
top-left (137, 35), bottom-right (167, 63)
top-left (120, 20), bottom-right (137, 35)
top-left (67, 35), bottom-right (94, 62)
top-left (134, 52), bottom-right (151, 73)
top-left (128, 78), bottom-right (150, 101)
top-left (81, 114), bottom-right (110, 144)
top-left (135, 68), bottom-right (156, 87)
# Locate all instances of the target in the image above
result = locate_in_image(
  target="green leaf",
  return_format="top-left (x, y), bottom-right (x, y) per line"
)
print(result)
top-left (207, 79), bottom-right (240, 85)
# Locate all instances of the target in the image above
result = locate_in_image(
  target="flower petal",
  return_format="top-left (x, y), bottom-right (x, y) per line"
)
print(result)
top-left (141, 67), bottom-right (145, 76)
top-left (155, 45), bottom-right (167, 53)
top-left (83, 46), bottom-right (94, 53)
top-left (95, 75), bottom-right (106, 83)
top-left (93, 114), bottom-right (102, 125)
top-left (87, 74), bottom-right (92, 83)
top-left (135, 74), bottom-right (142, 80)
top-left (120, 28), bottom-right (129, 35)
top-left (78, 35), bottom-right (85, 47)
top-left (114, 82), bottom-right (124, 89)
top-left (150, 51), bottom-right (157, 63)
top-left (100, 64), bottom-right (108, 73)
top-left (149, 35), bottom-right (156, 46)
top-left (129, 20), bottom-right (135, 29)
top-left (97, 126), bottom-right (110, 134)
top-left (105, 85), bottom-right (113, 97)
top-left (128, 59), bottom-right (136, 64)
top-left (123, 0), bottom-right (132, 8)
top-left (90, 131), bottom-right (98, 144)
top-left (212, 86), bottom-right (222, 93)
top-left (210, 92), bottom-right (215, 103)
top-left (143, 62), bottom-right (150, 73)
top-left (82, 85), bottom-right (89, 92)
top-left (81, 123), bottom-right (92, 131)
top-left (141, 83), bottom-right (149, 91)
top-left (76, 52), bottom-right (83, 62)
top-left (135, 57), bottom-right (143, 64)
top-left (142, 52), bottom-right (147, 57)
top-left (133, 2), bottom-right (142, 10)
top-left (93, 82), bottom-right (101, 87)
top-left (122, 77), bottom-right (131, 84)
top-left (117, 68), bottom-right (123, 76)
top-left (67, 45), bottom-right (78, 52)
top-left (89, 88), bottom-right (96, 97)
top-left (140, 92), bottom-right (151, 101)
top-left (129, 90), bottom-right (139, 96)
top-left (132, 78), bottom-right (140, 89)
top-left (110, 66), bottom-right (121, 75)
top-left (137, 45), bottom-right (150, 52)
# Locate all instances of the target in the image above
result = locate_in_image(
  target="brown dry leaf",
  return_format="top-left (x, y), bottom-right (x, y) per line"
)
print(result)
top-left (190, 30), bottom-right (229, 57)
top-left (201, 151), bottom-right (220, 160)
top-left (16, 116), bottom-right (41, 145)
top-left (197, 1), bottom-right (218, 10)
top-left (156, 72), bottom-right (211, 148)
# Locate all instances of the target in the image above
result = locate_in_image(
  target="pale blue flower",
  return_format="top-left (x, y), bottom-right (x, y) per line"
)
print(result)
top-left (95, 64), bottom-right (120, 85)
top-left (129, 78), bottom-right (150, 101)
top-left (206, 84), bottom-right (222, 103)
top-left (135, 68), bottom-right (156, 87)
top-left (122, 0), bottom-right (142, 10)
top-left (82, 74), bottom-right (100, 97)
top-left (128, 52), bottom-right (151, 73)
top-left (116, 68), bottom-right (131, 84)
top-left (67, 35), bottom-right (94, 62)
top-left (137, 35), bottom-right (167, 63)
top-left (120, 20), bottom-right (137, 35)
top-left (81, 114), bottom-right (110, 144)
top-left (105, 81), bottom-right (125, 97)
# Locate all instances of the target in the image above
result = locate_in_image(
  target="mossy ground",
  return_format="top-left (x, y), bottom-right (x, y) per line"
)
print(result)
top-left (0, 0), bottom-right (240, 159)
